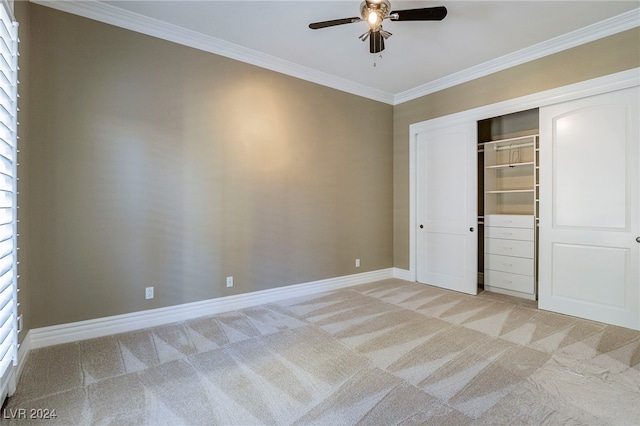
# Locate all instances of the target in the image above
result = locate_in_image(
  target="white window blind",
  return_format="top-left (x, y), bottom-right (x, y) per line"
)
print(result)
top-left (0, 0), bottom-right (18, 404)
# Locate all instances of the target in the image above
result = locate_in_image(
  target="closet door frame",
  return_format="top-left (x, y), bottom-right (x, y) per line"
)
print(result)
top-left (408, 69), bottom-right (639, 285)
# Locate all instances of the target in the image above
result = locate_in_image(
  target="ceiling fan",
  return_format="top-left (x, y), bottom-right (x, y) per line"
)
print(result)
top-left (309, 0), bottom-right (447, 54)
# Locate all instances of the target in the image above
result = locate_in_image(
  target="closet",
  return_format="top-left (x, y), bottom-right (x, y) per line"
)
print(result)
top-left (412, 72), bottom-right (639, 329)
top-left (477, 109), bottom-right (539, 300)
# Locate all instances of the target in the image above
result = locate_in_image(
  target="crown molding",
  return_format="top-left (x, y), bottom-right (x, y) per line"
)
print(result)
top-left (30, 0), bottom-right (396, 104)
top-left (394, 7), bottom-right (640, 105)
top-left (30, 1), bottom-right (638, 106)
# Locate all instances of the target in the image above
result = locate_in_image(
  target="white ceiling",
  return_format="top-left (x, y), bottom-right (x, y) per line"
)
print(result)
top-left (44, 1), bottom-right (640, 103)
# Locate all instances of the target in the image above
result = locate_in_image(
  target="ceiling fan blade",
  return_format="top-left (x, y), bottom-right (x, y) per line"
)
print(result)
top-left (370, 31), bottom-right (385, 54)
top-left (390, 6), bottom-right (447, 21)
top-left (309, 17), bottom-right (361, 30)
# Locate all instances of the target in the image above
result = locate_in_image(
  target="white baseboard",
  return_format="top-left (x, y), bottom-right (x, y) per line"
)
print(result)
top-left (28, 268), bottom-right (397, 350)
top-left (392, 267), bottom-right (414, 282)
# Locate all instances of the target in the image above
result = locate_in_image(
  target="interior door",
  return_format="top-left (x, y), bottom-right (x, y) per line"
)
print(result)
top-left (539, 86), bottom-right (639, 330)
top-left (416, 122), bottom-right (477, 295)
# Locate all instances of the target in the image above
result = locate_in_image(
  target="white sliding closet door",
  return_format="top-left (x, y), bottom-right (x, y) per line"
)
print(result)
top-left (416, 123), bottom-right (477, 295)
top-left (539, 86), bottom-right (639, 330)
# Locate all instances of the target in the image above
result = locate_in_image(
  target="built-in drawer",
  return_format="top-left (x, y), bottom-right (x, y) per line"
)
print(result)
top-left (485, 238), bottom-right (534, 258)
top-left (485, 214), bottom-right (534, 229)
top-left (485, 226), bottom-right (534, 241)
top-left (485, 254), bottom-right (534, 276)
top-left (485, 270), bottom-right (535, 294)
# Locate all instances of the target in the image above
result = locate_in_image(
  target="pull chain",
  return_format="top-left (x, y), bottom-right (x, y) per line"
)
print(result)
top-left (373, 53), bottom-right (383, 68)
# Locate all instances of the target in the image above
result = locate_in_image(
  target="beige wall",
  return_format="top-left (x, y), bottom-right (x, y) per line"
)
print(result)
top-left (393, 28), bottom-right (640, 269)
top-left (24, 4), bottom-right (393, 328)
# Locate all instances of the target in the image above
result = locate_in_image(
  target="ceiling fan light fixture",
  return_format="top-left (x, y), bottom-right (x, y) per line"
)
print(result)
top-left (367, 10), bottom-right (380, 26)
top-left (360, 0), bottom-right (389, 31)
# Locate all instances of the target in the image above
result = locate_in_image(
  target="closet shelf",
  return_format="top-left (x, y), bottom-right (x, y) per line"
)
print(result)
top-left (480, 134), bottom-right (538, 147)
top-left (486, 162), bottom-right (534, 169)
top-left (486, 189), bottom-right (535, 194)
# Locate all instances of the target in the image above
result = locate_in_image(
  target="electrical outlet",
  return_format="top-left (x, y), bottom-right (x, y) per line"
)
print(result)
top-left (355, 258), bottom-right (360, 268)
top-left (145, 286), bottom-right (154, 299)
top-left (226, 276), bottom-right (233, 288)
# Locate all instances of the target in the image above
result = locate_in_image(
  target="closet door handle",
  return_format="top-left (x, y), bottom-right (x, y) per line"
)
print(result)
top-left (636, 236), bottom-right (640, 243)
top-left (420, 224), bottom-right (424, 229)
top-left (470, 227), bottom-right (474, 232)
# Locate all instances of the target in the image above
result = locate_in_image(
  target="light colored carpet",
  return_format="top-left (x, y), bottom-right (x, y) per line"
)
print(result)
top-left (4, 279), bottom-right (640, 425)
